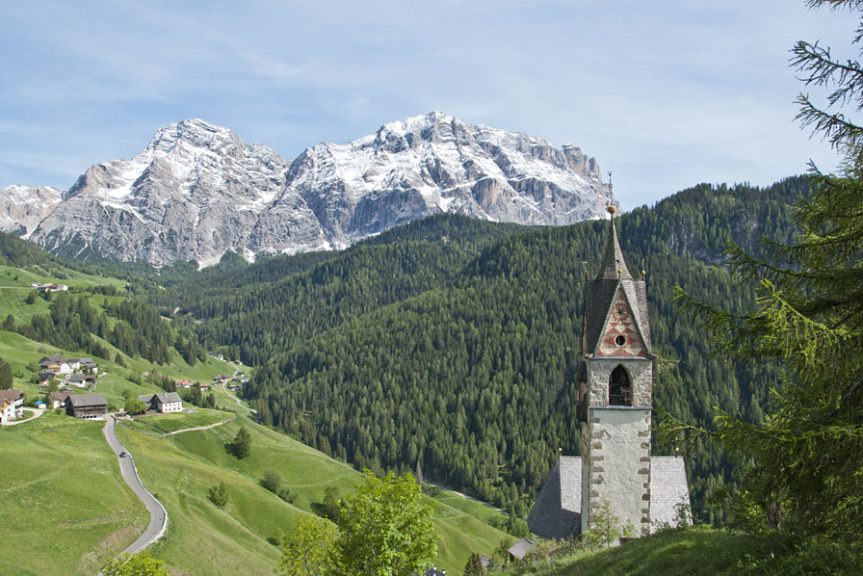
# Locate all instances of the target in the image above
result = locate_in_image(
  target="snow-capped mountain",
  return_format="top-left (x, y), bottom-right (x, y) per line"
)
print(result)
top-left (27, 119), bottom-right (305, 267)
top-left (283, 112), bottom-right (610, 247)
top-left (0, 185), bottom-right (62, 238)
top-left (10, 113), bottom-right (613, 266)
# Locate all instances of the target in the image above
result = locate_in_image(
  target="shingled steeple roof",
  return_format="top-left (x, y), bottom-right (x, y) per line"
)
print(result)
top-left (582, 208), bottom-right (652, 356)
top-left (597, 213), bottom-right (632, 281)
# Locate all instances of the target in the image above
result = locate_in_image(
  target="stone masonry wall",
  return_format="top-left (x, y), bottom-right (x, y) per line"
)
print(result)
top-left (583, 407), bottom-right (652, 536)
top-left (587, 358), bottom-right (653, 407)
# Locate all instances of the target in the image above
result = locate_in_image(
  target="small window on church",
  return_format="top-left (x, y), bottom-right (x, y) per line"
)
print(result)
top-left (615, 335), bottom-right (626, 347)
top-left (609, 365), bottom-right (631, 406)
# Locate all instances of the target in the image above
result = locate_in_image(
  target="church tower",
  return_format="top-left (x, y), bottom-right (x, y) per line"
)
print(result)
top-left (577, 205), bottom-right (654, 536)
top-left (526, 203), bottom-right (689, 541)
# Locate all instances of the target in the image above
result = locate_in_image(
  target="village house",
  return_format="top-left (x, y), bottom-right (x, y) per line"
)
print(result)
top-left (39, 355), bottom-right (64, 374)
top-left (152, 392), bottom-right (183, 413)
top-left (507, 538), bottom-right (534, 562)
top-left (66, 373), bottom-right (86, 388)
top-left (38, 356), bottom-right (99, 387)
top-left (65, 393), bottom-right (108, 419)
top-left (79, 358), bottom-right (99, 375)
top-left (49, 391), bottom-right (72, 410)
top-left (138, 392), bottom-right (184, 413)
top-left (0, 390), bottom-right (26, 424)
top-left (31, 283), bottom-right (69, 293)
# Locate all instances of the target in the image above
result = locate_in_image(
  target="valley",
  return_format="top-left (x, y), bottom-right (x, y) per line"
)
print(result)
top-left (0, 173), bottom-right (856, 575)
top-left (0, 245), bottom-right (508, 574)
top-left (3, 0), bottom-right (862, 573)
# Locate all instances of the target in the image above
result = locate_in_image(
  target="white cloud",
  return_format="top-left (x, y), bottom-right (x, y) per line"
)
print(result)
top-left (0, 0), bottom-right (855, 202)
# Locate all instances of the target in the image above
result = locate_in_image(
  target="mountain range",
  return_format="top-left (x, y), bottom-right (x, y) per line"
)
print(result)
top-left (1, 113), bottom-right (612, 267)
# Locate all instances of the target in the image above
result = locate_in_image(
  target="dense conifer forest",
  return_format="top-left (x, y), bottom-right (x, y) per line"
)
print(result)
top-left (135, 176), bottom-right (810, 523)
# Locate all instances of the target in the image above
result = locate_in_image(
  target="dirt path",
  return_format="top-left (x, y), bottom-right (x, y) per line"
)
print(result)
top-left (160, 415), bottom-right (235, 437)
top-left (1, 407), bottom-right (45, 426)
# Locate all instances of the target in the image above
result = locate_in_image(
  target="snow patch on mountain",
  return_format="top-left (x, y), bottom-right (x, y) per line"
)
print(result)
top-left (9, 113), bottom-right (613, 266)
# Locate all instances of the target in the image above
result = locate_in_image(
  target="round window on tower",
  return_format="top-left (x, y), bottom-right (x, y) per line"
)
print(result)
top-left (615, 335), bottom-right (627, 347)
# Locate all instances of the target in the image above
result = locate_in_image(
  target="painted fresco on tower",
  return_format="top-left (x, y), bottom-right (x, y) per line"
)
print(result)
top-left (596, 289), bottom-right (647, 358)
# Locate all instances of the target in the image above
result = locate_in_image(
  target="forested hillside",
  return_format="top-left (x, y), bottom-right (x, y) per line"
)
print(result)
top-left (0, 231), bottom-right (207, 369)
top-left (142, 177), bottom-right (810, 523)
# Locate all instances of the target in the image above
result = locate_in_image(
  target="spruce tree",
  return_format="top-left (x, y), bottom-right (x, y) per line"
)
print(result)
top-left (229, 427), bottom-right (252, 459)
top-left (674, 0), bottom-right (863, 542)
top-left (0, 357), bottom-right (12, 389)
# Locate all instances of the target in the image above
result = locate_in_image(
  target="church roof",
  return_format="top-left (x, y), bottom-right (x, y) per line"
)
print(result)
top-left (528, 455), bottom-right (691, 539)
top-left (650, 456), bottom-right (691, 528)
top-left (526, 456), bottom-right (582, 539)
top-left (597, 217), bottom-right (632, 281)
top-left (582, 215), bottom-right (652, 355)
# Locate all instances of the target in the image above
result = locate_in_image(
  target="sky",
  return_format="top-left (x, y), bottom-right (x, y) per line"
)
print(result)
top-left (0, 1), bottom-right (857, 209)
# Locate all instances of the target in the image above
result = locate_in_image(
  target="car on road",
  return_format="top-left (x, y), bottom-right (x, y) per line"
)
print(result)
top-left (120, 451), bottom-right (126, 458)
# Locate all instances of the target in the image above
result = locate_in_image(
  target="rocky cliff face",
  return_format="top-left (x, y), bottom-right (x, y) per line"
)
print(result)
top-left (12, 113), bottom-right (613, 266)
top-left (27, 120), bottom-right (303, 266)
top-left (0, 185), bottom-right (62, 237)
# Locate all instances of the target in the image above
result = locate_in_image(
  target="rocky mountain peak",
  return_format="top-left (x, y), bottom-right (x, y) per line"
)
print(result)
top-left (0, 185), bottom-right (63, 237)
top-left (147, 119), bottom-right (243, 156)
top-left (9, 114), bottom-right (614, 267)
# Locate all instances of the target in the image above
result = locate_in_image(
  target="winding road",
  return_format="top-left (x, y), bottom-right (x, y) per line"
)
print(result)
top-left (102, 414), bottom-right (168, 553)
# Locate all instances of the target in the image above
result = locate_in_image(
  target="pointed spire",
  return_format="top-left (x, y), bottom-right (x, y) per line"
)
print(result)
top-left (597, 205), bottom-right (632, 281)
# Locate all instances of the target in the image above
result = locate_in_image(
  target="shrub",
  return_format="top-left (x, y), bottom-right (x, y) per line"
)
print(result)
top-left (208, 482), bottom-right (228, 508)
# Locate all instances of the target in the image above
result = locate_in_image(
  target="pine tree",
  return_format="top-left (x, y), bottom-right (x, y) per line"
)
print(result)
top-left (463, 552), bottom-right (485, 576)
top-left (208, 482), bottom-right (228, 508)
top-left (0, 357), bottom-right (12, 389)
top-left (229, 427), bottom-right (251, 459)
top-left (673, 0), bottom-right (863, 542)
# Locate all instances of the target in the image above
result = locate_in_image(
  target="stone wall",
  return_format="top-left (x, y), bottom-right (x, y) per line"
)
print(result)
top-left (581, 407), bottom-right (652, 536)
top-left (586, 357), bottom-right (653, 407)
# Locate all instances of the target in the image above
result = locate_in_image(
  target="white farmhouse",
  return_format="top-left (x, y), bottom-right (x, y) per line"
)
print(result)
top-left (152, 392), bottom-right (184, 413)
top-left (0, 390), bottom-right (26, 424)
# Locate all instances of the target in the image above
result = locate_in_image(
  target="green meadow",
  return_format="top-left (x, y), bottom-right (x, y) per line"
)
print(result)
top-left (0, 413), bottom-right (147, 576)
top-left (500, 526), bottom-right (861, 576)
top-left (0, 261), bottom-right (509, 575)
top-left (118, 413), bottom-right (509, 575)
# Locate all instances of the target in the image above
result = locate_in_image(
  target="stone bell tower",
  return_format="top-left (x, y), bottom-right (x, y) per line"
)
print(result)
top-left (527, 203), bottom-right (689, 541)
top-left (577, 205), bottom-right (654, 536)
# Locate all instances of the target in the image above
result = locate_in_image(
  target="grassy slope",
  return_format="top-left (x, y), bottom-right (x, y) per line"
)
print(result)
top-left (0, 261), bottom-right (509, 575)
top-left (119, 413), bottom-right (509, 576)
top-left (0, 413), bottom-right (147, 576)
top-left (0, 282), bottom-right (237, 409)
top-left (506, 526), bottom-right (859, 576)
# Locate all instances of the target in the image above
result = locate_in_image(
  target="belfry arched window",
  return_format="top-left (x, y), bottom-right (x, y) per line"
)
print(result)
top-left (609, 365), bottom-right (631, 406)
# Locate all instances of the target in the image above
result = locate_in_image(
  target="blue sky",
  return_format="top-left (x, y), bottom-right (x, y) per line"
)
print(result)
top-left (0, 1), bottom-right (856, 208)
